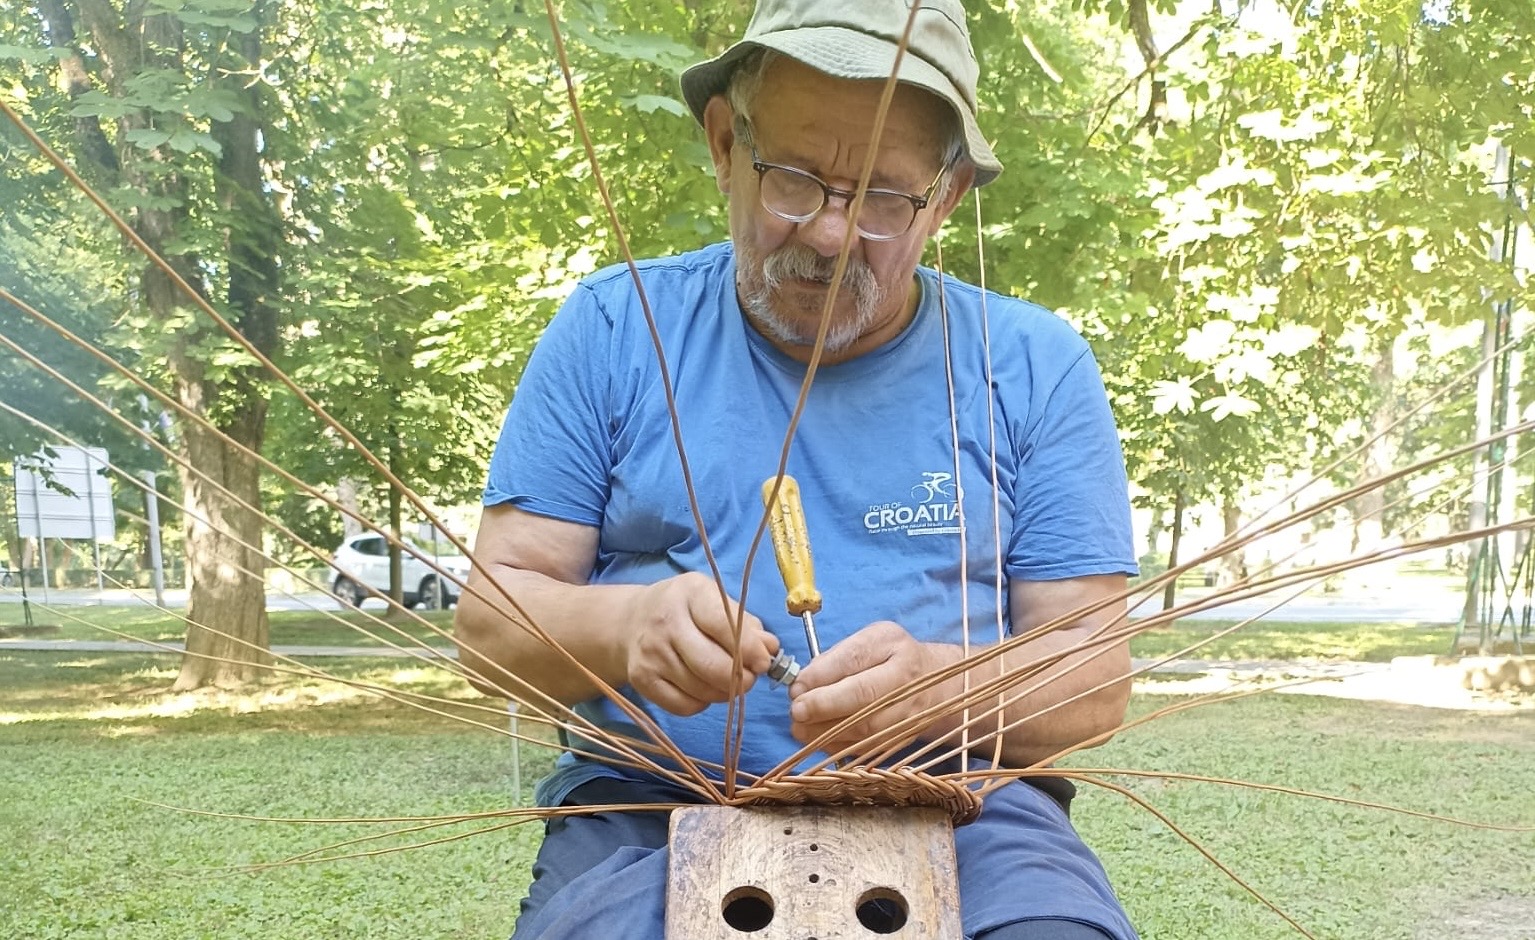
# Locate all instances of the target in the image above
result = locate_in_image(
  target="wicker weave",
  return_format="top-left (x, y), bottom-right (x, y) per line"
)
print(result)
top-left (730, 767), bottom-right (982, 826)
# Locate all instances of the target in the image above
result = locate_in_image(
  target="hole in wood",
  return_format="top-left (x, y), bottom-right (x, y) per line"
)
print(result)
top-left (855, 888), bottom-right (909, 934)
top-left (808, 873), bottom-right (820, 884)
top-left (808, 843), bottom-right (819, 851)
top-left (721, 886), bottom-right (775, 933)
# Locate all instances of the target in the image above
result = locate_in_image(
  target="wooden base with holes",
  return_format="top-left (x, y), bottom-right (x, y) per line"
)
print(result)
top-left (665, 805), bottom-right (962, 939)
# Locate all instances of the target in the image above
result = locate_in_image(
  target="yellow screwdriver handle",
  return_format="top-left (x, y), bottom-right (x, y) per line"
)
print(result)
top-left (761, 475), bottom-right (823, 617)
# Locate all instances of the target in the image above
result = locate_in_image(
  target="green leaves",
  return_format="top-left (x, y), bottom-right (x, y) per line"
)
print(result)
top-left (145, 0), bottom-right (259, 33)
top-left (124, 127), bottom-right (223, 157)
top-left (68, 71), bottom-right (246, 158)
top-left (7, 0), bottom-right (1532, 561)
top-left (623, 94), bottom-right (688, 117)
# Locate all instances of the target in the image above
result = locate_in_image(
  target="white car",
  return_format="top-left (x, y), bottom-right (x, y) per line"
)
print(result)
top-left (330, 532), bottom-right (472, 609)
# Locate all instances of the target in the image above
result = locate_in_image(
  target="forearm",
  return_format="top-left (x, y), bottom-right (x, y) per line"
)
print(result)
top-left (453, 563), bottom-right (640, 704)
top-left (916, 629), bottom-right (1132, 768)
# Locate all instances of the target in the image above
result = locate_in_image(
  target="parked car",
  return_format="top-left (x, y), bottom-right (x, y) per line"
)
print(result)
top-left (330, 532), bottom-right (472, 609)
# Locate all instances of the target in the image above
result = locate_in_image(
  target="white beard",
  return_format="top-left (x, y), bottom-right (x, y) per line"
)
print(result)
top-left (737, 242), bottom-right (888, 354)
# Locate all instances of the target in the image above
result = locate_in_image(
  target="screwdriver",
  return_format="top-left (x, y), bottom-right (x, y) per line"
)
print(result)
top-left (761, 474), bottom-right (824, 662)
top-left (761, 474), bottom-right (844, 766)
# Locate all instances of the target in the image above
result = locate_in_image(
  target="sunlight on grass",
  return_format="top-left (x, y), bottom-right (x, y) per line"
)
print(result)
top-left (1129, 619), bottom-right (1454, 662)
top-left (98, 724), bottom-right (163, 738)
top-left (3, 656), bottom-right (1529, 940)
top-left (0, 653), bottom-right (481, 729)
top-left (2, 678), bottom-right (375, 725)
top-left (2, 604), bottom-right (456, 648)
top-left (4, 630), bottom-right (1532, 939)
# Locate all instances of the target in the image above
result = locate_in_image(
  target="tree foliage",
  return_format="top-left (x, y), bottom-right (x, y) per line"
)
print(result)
top-left (2, 0), bottom-right (1533, 663)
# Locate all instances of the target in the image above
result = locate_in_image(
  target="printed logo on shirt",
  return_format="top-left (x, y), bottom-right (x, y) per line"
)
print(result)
top-left (863, 471), bottom-right (961, 536)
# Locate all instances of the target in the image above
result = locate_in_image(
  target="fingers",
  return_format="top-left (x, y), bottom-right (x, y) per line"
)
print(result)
top-left (627, 572), bottom-right (779, 714)
top-left (687, 595), bottom-right (778, 672)
top-left (788, 621), bottom-right (935, 749)
top-left (645, 676), bottom-right (710, 717)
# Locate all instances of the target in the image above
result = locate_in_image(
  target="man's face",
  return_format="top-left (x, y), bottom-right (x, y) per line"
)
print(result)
top-left (705, 57), bottom-right (970, 363)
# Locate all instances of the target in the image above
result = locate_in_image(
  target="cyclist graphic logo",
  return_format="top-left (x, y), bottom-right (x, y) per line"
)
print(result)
top-left (864, 471), bottom-right (962, 536)
top-left (912, 471), bottom-right (956, 503)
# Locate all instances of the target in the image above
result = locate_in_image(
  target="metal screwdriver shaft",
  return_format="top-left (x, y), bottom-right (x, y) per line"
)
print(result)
top-left (761, 475), bottom-right (824, 659)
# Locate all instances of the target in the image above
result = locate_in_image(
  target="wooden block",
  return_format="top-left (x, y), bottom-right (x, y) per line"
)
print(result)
top-left (666, 805), bottom-right (961, 939)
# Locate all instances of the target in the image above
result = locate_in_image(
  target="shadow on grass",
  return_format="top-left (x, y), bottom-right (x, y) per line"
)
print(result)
top-left (0, 651), bottom-right (525, 743)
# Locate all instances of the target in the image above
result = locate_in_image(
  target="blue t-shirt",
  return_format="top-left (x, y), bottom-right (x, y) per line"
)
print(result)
top-left (484, 241), bottom-right (1136, 804)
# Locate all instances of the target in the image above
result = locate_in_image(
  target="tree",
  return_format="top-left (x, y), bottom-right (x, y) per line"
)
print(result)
top-left (13, 0), bottom-right (284, 687)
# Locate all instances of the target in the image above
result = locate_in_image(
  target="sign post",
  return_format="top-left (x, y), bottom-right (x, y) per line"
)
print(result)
top-left (15, 448), bottom-right (116, 600)
top-left (141, 469), bottom-right (166, 607)
top-left (5, 473), bottom-right (35, 628)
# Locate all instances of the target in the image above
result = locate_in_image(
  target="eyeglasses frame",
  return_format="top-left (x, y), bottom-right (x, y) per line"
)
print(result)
top-left (734, 116), bottom-right (950, 242)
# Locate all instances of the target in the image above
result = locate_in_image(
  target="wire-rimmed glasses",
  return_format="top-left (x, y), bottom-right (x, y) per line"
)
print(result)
top-left (737, 118), bottom-right (947, 241)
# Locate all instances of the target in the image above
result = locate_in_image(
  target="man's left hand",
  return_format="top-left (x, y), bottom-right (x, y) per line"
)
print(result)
top-left (786, 620), bottom-right (953, 756)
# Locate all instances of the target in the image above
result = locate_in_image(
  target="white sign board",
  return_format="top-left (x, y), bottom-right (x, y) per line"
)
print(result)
top-left (15, 447), bottom-right (116, 542)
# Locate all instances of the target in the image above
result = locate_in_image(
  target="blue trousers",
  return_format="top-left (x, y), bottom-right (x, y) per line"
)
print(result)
top-left (511, 776), bottom-right (1125, 940)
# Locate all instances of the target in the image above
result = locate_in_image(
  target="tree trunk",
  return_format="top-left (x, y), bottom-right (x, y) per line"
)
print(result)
top-left (1161, 489), bottom-right (1185, 612)
top-left (1219, 498), bottom-right (1245, 586)
top-left (387, 433), bottom-right (405, 615)
top-left (1462, 300), bottom-right (1499, 635)
top-left (336, 477), bottom-right (364, 537)
top-left (174, 413), bottom-right (271, 689)
top-left (173, 10), bottom-right (282, 689)
top-left (49, 0), bottom-right (282, 688)
top-left (1351, 339), bottom-right (1396, 553)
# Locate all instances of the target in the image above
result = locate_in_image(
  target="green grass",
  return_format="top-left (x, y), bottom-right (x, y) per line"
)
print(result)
top-left (1128, 619), bottom-right (1456, 662)
top-left (0, 651), bottom-right (558, 940)
top-left (4, 604), bottom-right (1462, 663)
top-left (1071, 696), bottom-right (1535, 939)
top-left (2, 646), bottom-right (1532, 939)
top-left (0, 606), bottom-right (455, 649)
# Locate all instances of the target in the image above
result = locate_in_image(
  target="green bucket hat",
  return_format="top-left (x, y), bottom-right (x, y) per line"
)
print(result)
top-left (679, 0), bottom-right (1002, 188)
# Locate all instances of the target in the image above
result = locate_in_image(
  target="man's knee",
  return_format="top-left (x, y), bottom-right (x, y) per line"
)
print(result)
top-left (978, 918), bottom-right (1115, 940)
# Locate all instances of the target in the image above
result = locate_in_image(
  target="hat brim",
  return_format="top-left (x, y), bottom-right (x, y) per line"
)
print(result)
top-left (680, 27), bottom-right (1001, 188)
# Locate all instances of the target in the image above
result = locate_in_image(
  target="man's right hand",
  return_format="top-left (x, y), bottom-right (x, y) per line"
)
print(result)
top-left (624, 571), bottom-right (781, 715)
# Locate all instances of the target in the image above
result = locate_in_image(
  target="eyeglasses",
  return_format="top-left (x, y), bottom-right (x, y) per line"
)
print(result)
top-left (737, 118), bottom-right (947, 241)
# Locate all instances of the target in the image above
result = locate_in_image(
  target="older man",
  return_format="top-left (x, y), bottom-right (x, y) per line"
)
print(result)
top-left (455, 2), bottom-right (1140, 938)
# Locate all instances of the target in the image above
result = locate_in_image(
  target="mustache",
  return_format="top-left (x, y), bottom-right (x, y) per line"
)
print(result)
top-left (761, 244), bottom-right (877, 298)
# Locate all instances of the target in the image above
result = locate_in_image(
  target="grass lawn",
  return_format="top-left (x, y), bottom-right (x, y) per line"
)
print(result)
top-left (0, 651), bottom-right (557, 940)
top-left (0, 605), bottom-right (456, 650)
top-left (4, 603), bottom-right (1463, 664)
top-left (1071, 696), bottom-right (1535, 939)
top-left (1127, 618), bottom-right (1457, 662)
top-left (2, 648), bottom-right (1531, 939)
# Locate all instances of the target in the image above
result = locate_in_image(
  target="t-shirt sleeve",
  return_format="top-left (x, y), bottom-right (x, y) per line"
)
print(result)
top-left (1006, 347), bottom-right (1138, 581)
top-left (482, 283), bottom-right (613, 527)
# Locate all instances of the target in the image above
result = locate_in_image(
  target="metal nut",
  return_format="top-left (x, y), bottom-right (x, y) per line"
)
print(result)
top-left (766, 650), bottom-right (800, 687)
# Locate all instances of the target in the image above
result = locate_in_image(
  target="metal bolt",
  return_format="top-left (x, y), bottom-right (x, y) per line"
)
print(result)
top-left (766, 649), bottom-right (800, 687)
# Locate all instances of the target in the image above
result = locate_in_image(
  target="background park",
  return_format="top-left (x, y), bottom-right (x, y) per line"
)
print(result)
top-left (2, 0), bottom-right (1534, 937)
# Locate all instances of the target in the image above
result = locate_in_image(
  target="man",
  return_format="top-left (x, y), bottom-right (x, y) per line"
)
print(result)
top-left (454, 1), bottom-right (1141, 937)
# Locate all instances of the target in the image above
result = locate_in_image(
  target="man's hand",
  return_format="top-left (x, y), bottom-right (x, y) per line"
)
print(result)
top-left (626, 571), bottom-right (781, 716)
top-left (785, 620), bottom-right (949, 755)
top-left (782, 575), bottom-right (1134, 767)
